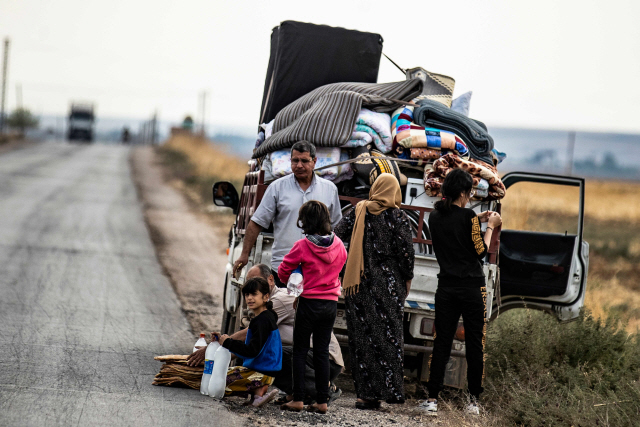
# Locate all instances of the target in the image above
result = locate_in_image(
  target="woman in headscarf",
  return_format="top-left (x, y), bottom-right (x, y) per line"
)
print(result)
top-left (334, 173), bottom-right (415, 410)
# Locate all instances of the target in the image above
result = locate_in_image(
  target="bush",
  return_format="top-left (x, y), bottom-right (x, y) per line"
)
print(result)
top-left (484, 309), bottom-right (640, 425)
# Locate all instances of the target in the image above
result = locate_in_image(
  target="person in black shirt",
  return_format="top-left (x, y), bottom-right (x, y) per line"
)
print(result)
top-left (419, 169), bottom-right (502, 417)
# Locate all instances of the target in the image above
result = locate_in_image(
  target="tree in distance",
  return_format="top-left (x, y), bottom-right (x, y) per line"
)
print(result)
top-left (6, 108), bottom-right (39, 137)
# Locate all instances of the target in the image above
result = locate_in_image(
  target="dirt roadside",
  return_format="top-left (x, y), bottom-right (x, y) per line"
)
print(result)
top-left (130, 145), bottom-right (490, 427)
top-left (130, 146), bottom-right (229, 334)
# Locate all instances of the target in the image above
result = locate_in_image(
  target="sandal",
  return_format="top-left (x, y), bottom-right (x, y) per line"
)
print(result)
top-left (274, 395), bottom-right (293, 405)
top-left (252, 389), bottom-right (278, 408)
top-left (355, 399), bottom-right (380, 410)
top-left (280, 401), bottom-right (304, 412)
top-left (305, 403), bottom-right (327, 414)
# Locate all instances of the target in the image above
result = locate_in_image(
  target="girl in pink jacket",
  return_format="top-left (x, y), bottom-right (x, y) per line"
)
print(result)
top-left (278, 200), bottom-right (347, 414)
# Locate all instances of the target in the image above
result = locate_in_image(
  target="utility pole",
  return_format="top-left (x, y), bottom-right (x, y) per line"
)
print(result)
top-left (151, 111), bottom-right (157, 145)
top-left (565, 130), bottom-right (576, 175)
top-left (0, 38), bottom-right (10, 135)
top-left (16, 83), bottom-right (22, 109)
top-left (198, 91), bottom-right (206, 136)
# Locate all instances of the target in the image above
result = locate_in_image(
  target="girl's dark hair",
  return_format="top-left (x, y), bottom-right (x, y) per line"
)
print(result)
top-left (242, 277), bottom-right (276, 318)
top-left (434, 168), bottom-right (474, 212)
top-left (297, 200), bottom-right (331, 235)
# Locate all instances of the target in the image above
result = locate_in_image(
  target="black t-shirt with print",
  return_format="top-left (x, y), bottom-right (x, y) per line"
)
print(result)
top-left (428, 205), bottom-right (487, 287)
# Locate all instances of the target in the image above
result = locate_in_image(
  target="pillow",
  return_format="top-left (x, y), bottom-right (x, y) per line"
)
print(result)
top-left (450, 91), bottom-right (472, 117)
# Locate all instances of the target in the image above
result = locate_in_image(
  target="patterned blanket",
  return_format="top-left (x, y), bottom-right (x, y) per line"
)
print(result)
top-left (342, 108), bottom-right (393, 153)
top-left (424, 153), bottom-right (506, 200)
top-left (391, 105), bottom-right (469, 158)
top-left (252, 79), bottom-right (423, 158)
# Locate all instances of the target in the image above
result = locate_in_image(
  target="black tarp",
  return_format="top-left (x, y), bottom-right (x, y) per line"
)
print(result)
top-left (259, 21), bottom-right (383, 125)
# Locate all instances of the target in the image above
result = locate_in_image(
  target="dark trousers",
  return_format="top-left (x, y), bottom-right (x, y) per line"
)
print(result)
top-left (273, 346), bottom-right (342, 399)
top-left (292, 297), bottom-right (337, 404)
top-left (427, 286), bottom-right (487, 400)
top-left (272, 269), bottom-right (286, 288)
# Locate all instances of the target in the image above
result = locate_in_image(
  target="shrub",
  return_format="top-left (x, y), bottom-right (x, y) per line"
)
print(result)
top-left (484, 309), bottom-right (640, 425)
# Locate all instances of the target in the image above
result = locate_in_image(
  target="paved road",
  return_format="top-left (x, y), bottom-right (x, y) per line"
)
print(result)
top-left (0, 142), bottom-right (244, 426)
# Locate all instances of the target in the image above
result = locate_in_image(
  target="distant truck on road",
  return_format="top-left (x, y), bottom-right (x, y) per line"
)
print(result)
top-left (67, 103), bottom-right (95, 142)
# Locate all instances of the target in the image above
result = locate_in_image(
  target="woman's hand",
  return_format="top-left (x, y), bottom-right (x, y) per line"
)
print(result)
top-left (405, 280), bottom-right (412, 299)
top-left (293, 297), bottom-right (299, 310)
top-left (488, 212), bottom-right (502, 228)
top-left (186, 347), bottom-right (206, 367)
top-left (478, 211), bottom-right (493, 223)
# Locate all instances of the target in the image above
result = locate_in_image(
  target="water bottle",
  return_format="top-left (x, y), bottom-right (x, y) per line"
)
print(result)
top-left (208, 346), bottom-right (232, 398)
top-left (200, 340), bottom-right (220, 395)
top-left (287, 265), bottom-right (304, 297)
top-left (193, 333), bottom-right (207, 354)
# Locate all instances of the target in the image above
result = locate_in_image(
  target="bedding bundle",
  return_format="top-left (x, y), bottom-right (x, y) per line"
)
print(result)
top-left (254, 74), bottom-right (506, 200)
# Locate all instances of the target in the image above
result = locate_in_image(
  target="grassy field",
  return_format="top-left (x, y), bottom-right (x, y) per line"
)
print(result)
top-left (156, 133), bottom-right (247, 211)
top-left (157, 135), bottom-right (640, 425)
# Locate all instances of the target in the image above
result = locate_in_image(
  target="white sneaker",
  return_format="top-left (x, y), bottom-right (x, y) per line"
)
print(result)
top-left (418, 399), bottom-right (438, 416)
top-left (466, 402), bottom-right (480, 415)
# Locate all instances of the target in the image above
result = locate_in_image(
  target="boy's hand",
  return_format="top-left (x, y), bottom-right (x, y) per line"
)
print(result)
top-left (186, 347), bottom-right (206, 367)
top-left (218, 334), bottom-right (230, 346)
top-left (293, 297), bottom-right (299, 310)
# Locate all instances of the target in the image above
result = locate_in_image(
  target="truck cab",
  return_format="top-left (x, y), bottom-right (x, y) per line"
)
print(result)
top-left (67, 103), bottom-right (95, 142)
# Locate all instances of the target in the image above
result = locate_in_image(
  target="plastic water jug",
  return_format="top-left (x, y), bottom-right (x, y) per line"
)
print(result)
top-left (193, 333), bottom-right (207, 354)
top-left (287, 265), bottom-right (304, 297)
top-left (200, 340), bottom-right (220, 395)
top-left (208, 346), bottom-right (232, 398)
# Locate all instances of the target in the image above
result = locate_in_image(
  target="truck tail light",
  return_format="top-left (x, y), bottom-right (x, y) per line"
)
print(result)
top-left (455, 324), bottom-right (465, 341)
top-left (420, 318), bottom-right (435, 336)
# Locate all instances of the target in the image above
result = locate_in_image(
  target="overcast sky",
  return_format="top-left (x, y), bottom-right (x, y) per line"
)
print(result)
top-left (1, 0), bottom-right (639, 134)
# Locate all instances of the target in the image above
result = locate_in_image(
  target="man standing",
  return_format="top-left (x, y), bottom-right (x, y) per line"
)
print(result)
top-left (233, 141), bottom-right (342, 286)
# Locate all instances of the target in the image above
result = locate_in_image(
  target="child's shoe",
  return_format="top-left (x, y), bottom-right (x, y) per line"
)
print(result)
top-left (417, 399), bottom-right (438, 416)
top-left (252, 389), bottom-right (278, 407)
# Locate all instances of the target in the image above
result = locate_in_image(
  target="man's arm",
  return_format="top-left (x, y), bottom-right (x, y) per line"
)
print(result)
top-left (233, 220), bottom-right (263, 277)
top-left (233, 184), bottom-right (278, 276)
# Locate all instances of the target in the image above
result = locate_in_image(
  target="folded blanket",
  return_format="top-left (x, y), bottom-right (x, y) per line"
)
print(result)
top-left (424, 153), bottom-right (506, 200)
top-left (391, 105), bottom-right (469, 157)
top-left (410, 148), bottom-right (441, 160)
top-left (266, 148), bottom-right (352, 183)
top-left (413, 99), bottom-right (494, 164)
top-left (253, 79), bottom-right (424, 158)
top-left (343, 110), bottom-right (390, 150)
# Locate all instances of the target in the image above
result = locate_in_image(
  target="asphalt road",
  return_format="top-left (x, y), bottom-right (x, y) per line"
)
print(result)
top-left (0, 142), bottom-right (244, 426)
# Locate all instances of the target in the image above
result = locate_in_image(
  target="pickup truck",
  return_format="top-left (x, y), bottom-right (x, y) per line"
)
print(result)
top-left (210, 21), bottom-right (589, 389)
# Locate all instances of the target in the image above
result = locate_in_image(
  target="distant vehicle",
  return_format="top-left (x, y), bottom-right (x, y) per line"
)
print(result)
top-left (67, 103), bottom-right (95, 142)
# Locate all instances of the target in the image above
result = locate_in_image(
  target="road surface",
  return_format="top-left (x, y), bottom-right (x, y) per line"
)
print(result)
top-left (0, 142), bottom-right (244, 426)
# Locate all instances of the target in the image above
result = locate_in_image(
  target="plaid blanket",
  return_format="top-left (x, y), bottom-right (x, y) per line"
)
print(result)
top-left (391, 105), bottom-right (469, 157)
top-left (253, 79), bottom-right (423, 158)
top-left (424, 153), bottom-right (506, 200)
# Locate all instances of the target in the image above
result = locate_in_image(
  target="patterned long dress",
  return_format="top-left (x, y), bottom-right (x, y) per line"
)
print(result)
top-left (335, 207), bottom-right (415, 401)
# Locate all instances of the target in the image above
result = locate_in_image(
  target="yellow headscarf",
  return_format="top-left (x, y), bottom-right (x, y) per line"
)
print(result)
top-left (342, 173), bottom-right (402, 295)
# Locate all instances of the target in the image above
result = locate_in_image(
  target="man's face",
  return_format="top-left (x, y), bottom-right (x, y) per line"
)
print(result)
top-left (290, 150), bottom-right (316, 181)
top-left (246, 266), bottom-right (276, 292)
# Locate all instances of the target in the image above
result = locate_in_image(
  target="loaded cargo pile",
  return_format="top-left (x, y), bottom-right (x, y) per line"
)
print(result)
top-left (252, 21), bottom-right (507, 201)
